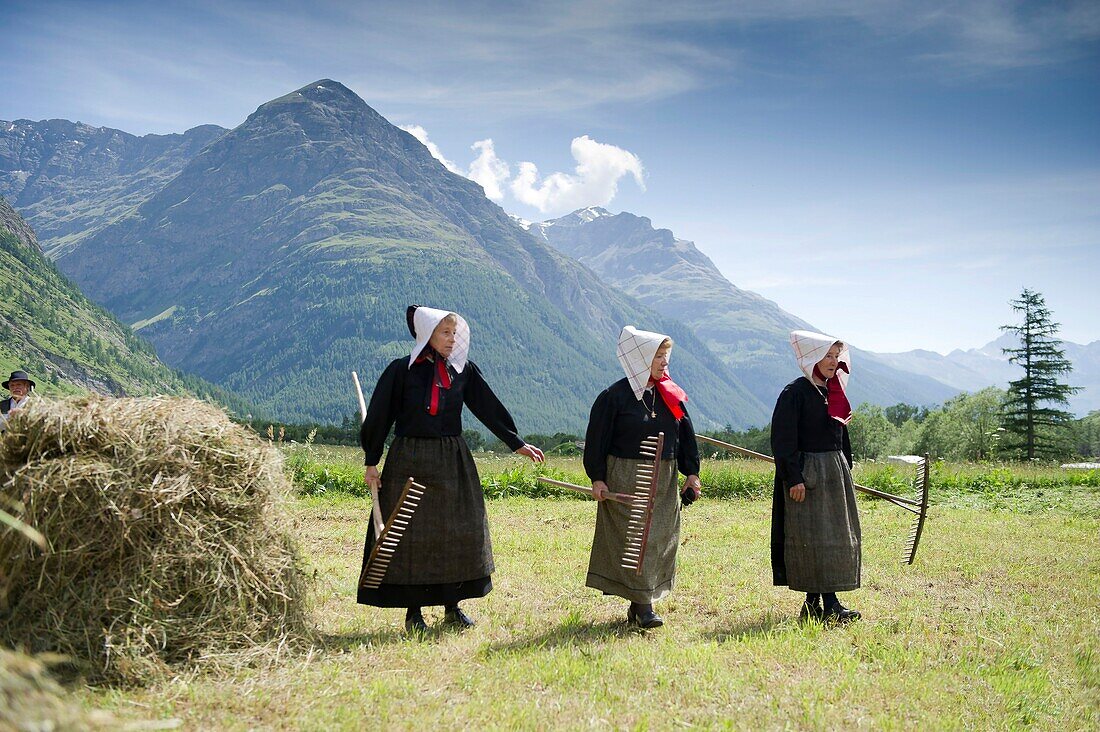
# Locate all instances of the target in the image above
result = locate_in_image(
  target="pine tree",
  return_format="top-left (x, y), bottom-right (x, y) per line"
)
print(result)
top-left (1001, 289), bottom-right (1079, 459)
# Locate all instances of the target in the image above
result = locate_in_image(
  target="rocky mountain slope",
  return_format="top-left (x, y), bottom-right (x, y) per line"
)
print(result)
top-left (531, 207), bottom-right (958, 409)
top-left (0, 195), bottom-right (250, 414)
top-left (49, 81), bottom-right (764, 430)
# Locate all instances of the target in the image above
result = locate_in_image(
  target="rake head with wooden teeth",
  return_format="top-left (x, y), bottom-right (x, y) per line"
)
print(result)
top-left (359, 476), bottom-right (431, 589)
top-left (621, 432), bottom-right (664, 576)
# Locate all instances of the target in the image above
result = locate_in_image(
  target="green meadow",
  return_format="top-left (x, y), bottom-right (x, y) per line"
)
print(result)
top-left (78, 451), bottom-right (1100, 729)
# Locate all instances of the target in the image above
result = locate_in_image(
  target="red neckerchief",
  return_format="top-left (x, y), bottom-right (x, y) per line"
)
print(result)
top-left (415, 350), bottom-right (452, 415)
top-left (813, 362), bottom-right (852, 424)
top-left (650, 373), bottom-right (687, 420)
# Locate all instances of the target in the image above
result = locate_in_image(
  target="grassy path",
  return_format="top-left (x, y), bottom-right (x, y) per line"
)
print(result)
top-left (83, 496), bottom-right (1099, 729)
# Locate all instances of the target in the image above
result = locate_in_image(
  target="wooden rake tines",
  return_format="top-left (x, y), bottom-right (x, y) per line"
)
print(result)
top-left (621, 432), bottom-right (664, 576)
top-left (360, 477), bottom-right (429, 589)
top-left (903, 454), bottom-right (931, 565)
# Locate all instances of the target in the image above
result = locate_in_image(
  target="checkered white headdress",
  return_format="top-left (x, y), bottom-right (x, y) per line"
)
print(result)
top-left (409, 306), bottom-right (470, 373)
top-left (617, 326), bottom-right (670, 400)
top-left (789, 330), bottom-right (850, 392)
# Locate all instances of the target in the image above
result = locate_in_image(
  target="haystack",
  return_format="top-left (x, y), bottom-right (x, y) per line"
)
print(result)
top-left (0, 396), bottom-right (310, 685)
top-left (0, 649), bottom-right (120, 730)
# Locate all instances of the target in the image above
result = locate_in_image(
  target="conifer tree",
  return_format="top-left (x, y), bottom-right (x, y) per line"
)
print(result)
top-left (1001, 289), bottom-right (1079, 459)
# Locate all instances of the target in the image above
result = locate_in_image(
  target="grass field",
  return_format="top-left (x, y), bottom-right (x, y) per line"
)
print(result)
top-left (72, 450), bottom-right (1100, 729)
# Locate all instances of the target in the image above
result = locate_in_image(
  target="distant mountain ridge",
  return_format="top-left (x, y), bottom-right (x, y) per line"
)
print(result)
top-left (37, 81), bottom-right (764, 430)
top-left (0, 118), bottom-right (227, 257)
top-left (530, 207), bottom-right (959, 409)
top-left (877, 333), bottom-right (1100, 415)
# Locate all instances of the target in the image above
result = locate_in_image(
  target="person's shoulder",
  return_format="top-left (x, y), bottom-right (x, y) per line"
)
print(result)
top-left (608, 377), bottom-right (632, 394)
top-left (775, 376), bottom-right (809, 401)
top-left (600, 378), bottom-right (634, 401)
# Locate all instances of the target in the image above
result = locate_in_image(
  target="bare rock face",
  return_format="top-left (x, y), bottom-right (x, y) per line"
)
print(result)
top-left (0, 196), bottom-right (38, 251)
top-left (0, 119), bottom-right (227, 257)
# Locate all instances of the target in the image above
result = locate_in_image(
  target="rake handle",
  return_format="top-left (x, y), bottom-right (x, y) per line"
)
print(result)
top-left (696, 434), bottom-right (919, 509)
top-left (536, 477), bottom-right (636, 505)
top-left (352, 370), bottom-right (385, 537)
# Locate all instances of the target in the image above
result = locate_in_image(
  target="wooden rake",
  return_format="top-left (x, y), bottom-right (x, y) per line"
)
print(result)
top-left (538, 432), bottom-right (664, 576)
top-left (696, 434), bottom-right (930, 564)
top-left (359, 476), bottom-right (430, 589)
top-left (352, 371), bottom-right (436, 588)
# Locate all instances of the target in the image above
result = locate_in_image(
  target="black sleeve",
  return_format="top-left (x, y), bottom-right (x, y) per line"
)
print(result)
top-left (463, 362), bottom-right (525, 452)
top-left (676, 406), bottom-right (701, 476)
top-left (770, 385), bottom-right (804, 488)
top-left (583, 389), bottom-right (614, 482)
top-left (842, 425), bottom-right (853, 469)
top-left (361, 360), bottom-right (403, 466)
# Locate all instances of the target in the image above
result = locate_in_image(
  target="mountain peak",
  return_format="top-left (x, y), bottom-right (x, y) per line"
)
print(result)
top-left (576, 206), bottom-right (611, 222)
top-left (253, 79), bottom-right (378, 122)
top-left (295, 79), bottom-right (359, 101)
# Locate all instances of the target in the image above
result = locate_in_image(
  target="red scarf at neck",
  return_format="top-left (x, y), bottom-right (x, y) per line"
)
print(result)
top-left (812, 362), bottom-right (852, 424)
top-left (415, 351), bottom-right (452, 415)
top-left (649, 374), bottom-right (688, 420)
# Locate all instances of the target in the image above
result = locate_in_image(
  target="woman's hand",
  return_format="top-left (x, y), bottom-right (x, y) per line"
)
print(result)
top-left (789, 482), bottom-right (806, 502)
top-left (515, 443), bottom-right (545, 463)
top-left (364, 465), bottom-right (381, 493)
top-left (591, 480), bottom-right (610, 501)
top-left (682, 474), bottom-right (702, 501)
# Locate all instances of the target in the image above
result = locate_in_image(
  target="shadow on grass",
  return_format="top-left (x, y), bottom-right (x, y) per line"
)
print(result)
top-left (699, 610), bottom-right (794, 642)
top-left (318, 627), bottom-right (433, 650)
top-left (480, 615), bottom-right (640, 657)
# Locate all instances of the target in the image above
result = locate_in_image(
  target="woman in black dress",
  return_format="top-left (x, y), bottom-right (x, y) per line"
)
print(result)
top-left (359, 305), bottom-right (544, 632)
top-left (583, 326), bottom-right (701, 628)
top-left (770, 330), bottom-right (861, 622)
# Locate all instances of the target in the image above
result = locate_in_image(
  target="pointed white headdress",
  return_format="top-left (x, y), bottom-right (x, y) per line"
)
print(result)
top-left (617, 325), bottom-right (671, 400)
top-left (789, 329), bottom-right (850, 391)
top-left (409, 306), bottom-right (470, 373)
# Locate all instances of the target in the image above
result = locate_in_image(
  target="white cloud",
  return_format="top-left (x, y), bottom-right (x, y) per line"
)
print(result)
top-left (398, 124), bottom-right (461, 174)
top-left (510, 136), bottom-right (646, 215)
top-left (467, 139), bottom-right (510, 201)
top-left (395, 127), bottom-right (645, 214)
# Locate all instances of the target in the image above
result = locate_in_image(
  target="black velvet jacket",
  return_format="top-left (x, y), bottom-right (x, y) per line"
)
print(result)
top-left (360, 355), bottom-right (525, 465)
top-left (583, 377), bottom-right (700, 482)
top-left (770, 376), bottom-right (853, 489)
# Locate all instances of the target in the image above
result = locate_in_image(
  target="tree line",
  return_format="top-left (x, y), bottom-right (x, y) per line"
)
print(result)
top-left (248, 288), bottom-right (1092, 462)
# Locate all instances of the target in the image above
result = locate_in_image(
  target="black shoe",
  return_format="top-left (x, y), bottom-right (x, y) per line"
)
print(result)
top-left (823, 602), bottom-right (861, 623)
top-left (627, 603), bottom-right (663, 629)
top-left (404, 609), bottom-right (428, 634)
top-left (799, 598), bottom-right (825, 622)
top-left (443, 606), bottom-right (476, 629)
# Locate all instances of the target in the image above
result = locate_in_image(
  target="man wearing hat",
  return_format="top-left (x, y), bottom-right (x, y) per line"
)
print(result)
top-left (1, 370), bottom-right (35, 433)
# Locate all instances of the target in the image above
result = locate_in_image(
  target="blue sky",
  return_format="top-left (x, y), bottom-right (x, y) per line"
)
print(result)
top-left (3, 0), bottom-right (1098, 353)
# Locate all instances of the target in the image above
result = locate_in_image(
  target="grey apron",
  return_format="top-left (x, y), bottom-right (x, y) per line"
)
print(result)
top-left (586, 455), bottom-right (681, 603)
top-left (782, 450), bottom-right (861, 592)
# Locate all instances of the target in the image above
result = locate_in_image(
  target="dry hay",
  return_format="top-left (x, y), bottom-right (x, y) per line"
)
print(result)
top-left (0, 649), bottom-right (121, 731)
top-left (0, 395), bottom-right (311, 685)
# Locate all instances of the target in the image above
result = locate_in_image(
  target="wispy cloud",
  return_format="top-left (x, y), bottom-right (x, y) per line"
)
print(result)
top-left (5, 1), bottom-right (1097, 132)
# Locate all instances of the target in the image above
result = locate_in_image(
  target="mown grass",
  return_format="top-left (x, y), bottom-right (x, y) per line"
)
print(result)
top-left (73, 450), bottom-right (1100, 729)
top-left (285, 444), bottom-right (1100, 516)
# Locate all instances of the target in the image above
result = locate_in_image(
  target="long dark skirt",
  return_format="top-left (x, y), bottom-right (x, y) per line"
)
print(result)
top-left (778, 450), bottom-right (861, 592)
top-left (585, 456), bottom-right (681, 604)
top-left (357, 435), bottom-right (493, 608)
